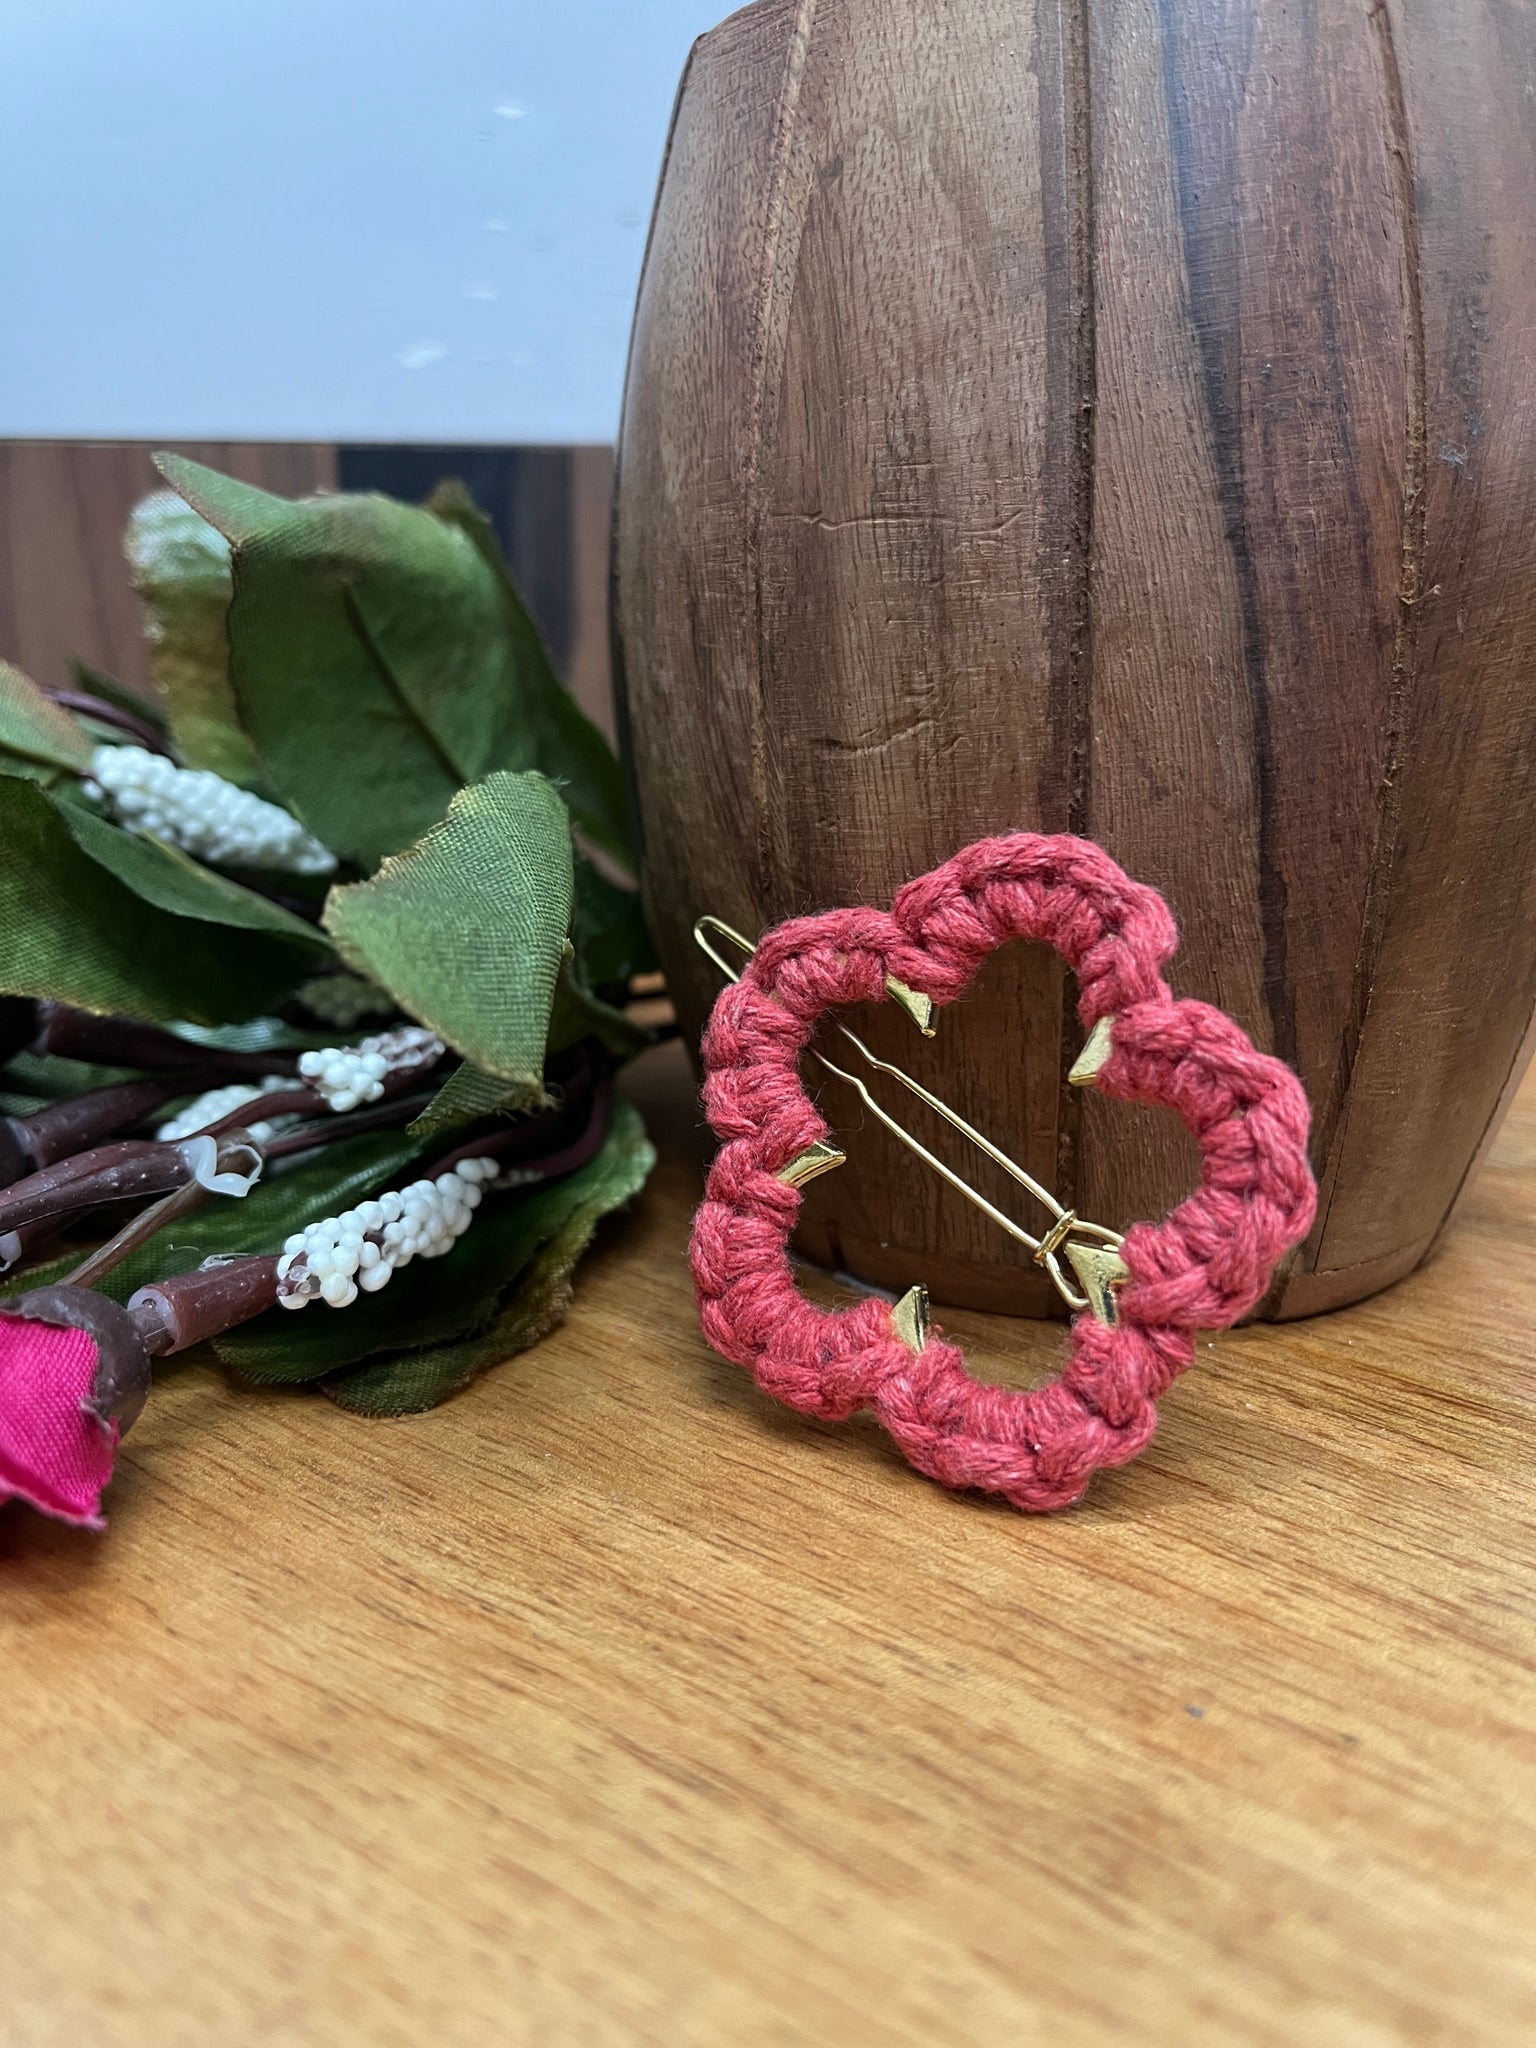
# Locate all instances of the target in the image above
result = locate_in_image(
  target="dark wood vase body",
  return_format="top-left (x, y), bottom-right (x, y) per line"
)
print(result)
top-left (613, 0), bottom-right (1536, 1318)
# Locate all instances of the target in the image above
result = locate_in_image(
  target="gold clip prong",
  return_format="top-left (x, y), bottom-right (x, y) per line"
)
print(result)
top-left (1063, 1241), bottom-right (1130, 1326)
top-left (885, 975), bottom-right (936, 1036)
top-left (694, 913), bottom-right (1129, 1322)
top-left (891, 1284), bottom-right (931, 1354)
top-left (1069, 1016), bottom-right (1116, 1087)
top-left (776, 1139), bottom-right (847, 1189)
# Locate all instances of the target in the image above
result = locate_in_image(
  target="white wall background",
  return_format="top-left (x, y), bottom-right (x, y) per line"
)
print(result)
top-left (0, 0), bottom-right (727, 443)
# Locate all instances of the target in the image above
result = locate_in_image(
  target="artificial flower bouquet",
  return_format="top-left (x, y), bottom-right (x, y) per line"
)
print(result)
top-left (0, 457), bottom-right (657, 1528)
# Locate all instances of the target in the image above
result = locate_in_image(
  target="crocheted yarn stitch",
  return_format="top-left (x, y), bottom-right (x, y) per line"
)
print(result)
top-left (691, 833), bottom-right (1317, 1512)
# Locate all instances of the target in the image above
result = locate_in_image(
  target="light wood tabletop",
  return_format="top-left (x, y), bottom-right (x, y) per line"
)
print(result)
top-left (3, 1038), bottom-right (1533, 2047)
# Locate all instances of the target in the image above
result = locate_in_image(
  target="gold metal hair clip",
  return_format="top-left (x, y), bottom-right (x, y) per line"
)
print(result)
top-left (693, 916), bottom-right (1130, 1329)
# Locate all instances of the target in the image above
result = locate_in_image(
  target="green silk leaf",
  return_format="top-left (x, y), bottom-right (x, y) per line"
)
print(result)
top-left (405, 1059), bottom-right (531, 1138)
top-left (426, 481), bottom-right (634, 870)
top-left (124, 490), bottom-right (260, 785)
top-left (547, 961), bottom-right (652, 1062)
top-left (0, 662), bottom-right (93, 774)
top-left (324, 770), bottom-right (572, 1101)
top-left (51, 790), bottom-right (331, 950)
top-left (0, 776), bottom-right (317, 1024)
top-left (540, 850), bottom-right (656, 1063)
top-left (0, 1051), bottom-right (144, 1119)
top-left (571, 848), bottom-right (656, 992)
top-left (154, 454), bottom-right (632, 870)
top-left (322, 1221), bottom-right (584, 1413)
top-left (169, 1017), bottom-right (339, 1054)
top-left (212, 1160), bottom-right (580, 1382)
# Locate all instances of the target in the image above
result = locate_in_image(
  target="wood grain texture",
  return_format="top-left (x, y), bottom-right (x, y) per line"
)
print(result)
top-left (613, 0), bottom-right (1536, 1319)
top-left (1, 1039), bottom-right (1532, 2047)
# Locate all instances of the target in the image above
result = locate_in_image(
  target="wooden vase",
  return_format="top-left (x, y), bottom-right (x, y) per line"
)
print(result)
top-left (613, 0), bottom-right (1536, 1319)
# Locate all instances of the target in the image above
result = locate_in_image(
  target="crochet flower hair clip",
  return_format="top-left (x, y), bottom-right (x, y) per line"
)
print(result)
top-left (690, 832), bottom-right (1317, 1513)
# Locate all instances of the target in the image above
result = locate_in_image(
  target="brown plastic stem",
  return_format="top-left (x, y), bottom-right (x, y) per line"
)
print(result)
top-left (15, 1071), bottom-right (224, 1171)
top-left (44, 687), bottom-right (173, 754)
top-left (127, 1255), bottom-right (281, 1355)
top-left (63, 1175), bottom-right (213, 1289)
top-left (0, 1140), bottom-right (189, 1236)
top-left (31, 1003), bottom-right (300, 1078)
top-left (256, 1092), bottom-right (438, 1159)
top-left (423, 1069), bottom-right (612, 1184)
top-left (197, 1086), bottom-right (321, 1137)
top-left (1, 1283), bottom-right (154, 1433)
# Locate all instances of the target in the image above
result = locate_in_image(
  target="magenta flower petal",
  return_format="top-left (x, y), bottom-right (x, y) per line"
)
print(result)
top-left (0, 1314), bottom-right (117, 1528)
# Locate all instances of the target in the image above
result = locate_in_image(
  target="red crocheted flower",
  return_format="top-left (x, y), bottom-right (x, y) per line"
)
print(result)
top-left (0, 1312), bottom-right (119, 1528)
top-left (691, 833), bottom-right (1317, 1512)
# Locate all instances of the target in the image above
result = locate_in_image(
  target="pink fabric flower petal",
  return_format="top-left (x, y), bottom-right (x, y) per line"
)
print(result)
top-left (0, 1316), bottom-right (117, 1528)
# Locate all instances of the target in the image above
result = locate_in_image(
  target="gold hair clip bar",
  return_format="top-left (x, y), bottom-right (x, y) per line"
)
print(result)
top-left (693, 916), bottom-right (1130, 1328)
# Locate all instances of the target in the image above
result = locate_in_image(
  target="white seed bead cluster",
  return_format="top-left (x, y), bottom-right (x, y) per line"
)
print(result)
top-left (85, 743), bottom-right (336, 876)
top-left (155, 1076), bottom-right (294, 1144)
top-left (275, 1157), bottom-right (499, 1310)
top-left (296, 1025), bottom-right (444, 1113)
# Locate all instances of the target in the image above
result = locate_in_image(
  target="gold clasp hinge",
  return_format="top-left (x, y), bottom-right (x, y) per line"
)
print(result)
top-left (694, 916), bottom-right (1130, 1334)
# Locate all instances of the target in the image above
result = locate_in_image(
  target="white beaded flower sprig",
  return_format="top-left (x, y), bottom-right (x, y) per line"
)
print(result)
top-left (275, 1157), bottom-right (500, 1310)
top-left (85, 743), bottom-right (336, 876)
top-left (296, 1025), bottom-right (445, 1113)
top-left (155, 1077), bottom-right (296, 1144)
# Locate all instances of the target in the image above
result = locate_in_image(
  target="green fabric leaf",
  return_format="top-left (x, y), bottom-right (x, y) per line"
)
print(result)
top-left (541, 850), bottom-right (657, 1063)
top-left (427, 481), bottom-right (634, 870)
top-left (69, 659), bottom-right (170, 736)
top-left (0, 1051), bottom-right (145, 1118)
top-left (406, 1059), bottom-right (530, 1138)
top-left (0, 776), bottom-right (317, 1025)
top-left (0, 1130), bottom-right (429, 1307)
top-left (168, 1016), bottom-right (338, 1054)
top-left (548, 960), bottom-right (652, 1062)
top-left (295, 970), bottom-right (395, 1030)
top-left (324, 770), bottom-right (572, 1099)
top-left (50, 789), bottom-right (331, 951)
top-left (320, 1096), bottom-right (653, 1412)
top-left (572, 848), bottom-right (656, 992)
top-left (155, 455), bottom-right (632, 870)
top-left (124, 490), bottom-right (260, 785)
top-left (0, 662), bottom-right (93, 774)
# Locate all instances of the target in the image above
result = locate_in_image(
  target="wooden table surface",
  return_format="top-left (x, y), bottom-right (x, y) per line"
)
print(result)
top-left (3, 1040), bottom-right (1533, 2046)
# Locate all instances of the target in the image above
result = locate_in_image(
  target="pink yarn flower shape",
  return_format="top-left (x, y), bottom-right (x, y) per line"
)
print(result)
top-left (692, 832), bottom-right (1318, 1512)
top-left (0, 1287), bottom-right (151, 1528)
